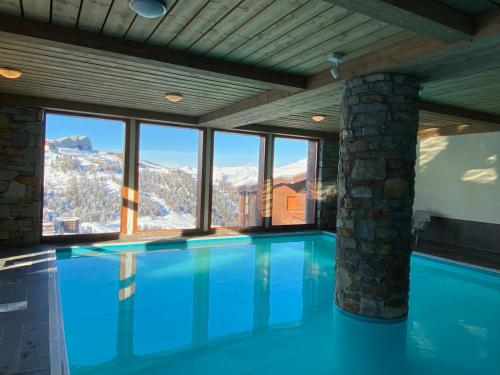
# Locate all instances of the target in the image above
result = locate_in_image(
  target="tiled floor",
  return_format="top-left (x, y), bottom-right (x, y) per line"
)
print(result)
top-left (0, 249), bottom-right (54, 375)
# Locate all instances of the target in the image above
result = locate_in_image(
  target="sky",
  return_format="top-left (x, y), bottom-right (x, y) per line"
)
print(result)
top-left (46, 114), bottom-right (310, 168)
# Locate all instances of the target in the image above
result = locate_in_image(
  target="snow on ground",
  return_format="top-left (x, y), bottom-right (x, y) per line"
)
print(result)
top-left (80, 221), bottom-right (120, 234)
top-left (139, 160), bottom-right (166, 171)
top-left (138, 211), bottom-right (196, 230)
top-left (179, 165), bottom-right (198, 176)
top-left (44, 138), bottom-right (308, 234)
top-left (142, 192), bottom-right (170, 216)
top-left (105, 179), bottom-right (122, 193)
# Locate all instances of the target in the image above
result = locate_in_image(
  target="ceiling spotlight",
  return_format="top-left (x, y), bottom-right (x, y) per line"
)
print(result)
top-left (330, 66), bottom-right (340, 79)
top-left (327, 53), bottom-right (343, 79)
top-left (165, 93), bottom-right (183, 103)
top-left (312, 115), bottom-right (326, 122)
top-left (0, 67), bottom-right (23, 79)
top-left (129, 0), bottom-right (167, 19)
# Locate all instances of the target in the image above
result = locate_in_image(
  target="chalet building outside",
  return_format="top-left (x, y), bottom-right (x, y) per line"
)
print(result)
top-left (237, 172), bottom-right (315, 226)
top-left (0, 1), bottom-right (499, 374)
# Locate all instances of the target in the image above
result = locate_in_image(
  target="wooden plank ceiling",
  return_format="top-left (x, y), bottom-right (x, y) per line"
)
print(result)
top-left (0, 0), bottom-right (499, 136)
top-left (0, 34), bottom-right (271, 117)
top-left (0, 0), bottom-right (413, 76)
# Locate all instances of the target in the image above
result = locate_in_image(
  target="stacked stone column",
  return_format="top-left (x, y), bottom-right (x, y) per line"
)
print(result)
top-left (317, 139), bottom-right (339, 230)
top-left (335, 73), bottom-right (419, 320)
top-left (0, 106), bottom-right (44, 249)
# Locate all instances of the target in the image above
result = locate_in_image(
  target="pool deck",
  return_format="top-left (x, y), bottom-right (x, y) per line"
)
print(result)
top-left (0, 247), bottom-right (54, 375)
top-left (415, 239), bottom-right (500, 271)
top-left (0, 231), bottom-right (498, 374)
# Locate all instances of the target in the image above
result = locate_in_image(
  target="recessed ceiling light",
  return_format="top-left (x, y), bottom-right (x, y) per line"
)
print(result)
top-left (165, 93), bottom-right (183, 103)
top-left (312, 115), bottom-right (326, 122)
top-left (129, 0), bottom-right (167, 18)
top-left (0, 68), bottom-right (23, 79)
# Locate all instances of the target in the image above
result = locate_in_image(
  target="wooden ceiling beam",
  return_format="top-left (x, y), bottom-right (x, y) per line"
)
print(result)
top-left (418, 100), bottom-right (500, 127)
top-left (2, 92), bottom-right (497, 139)
top-left (235, 124), bottom-right (339, 140)
top-left (0, 92), bottom-right (339, 139)
top-left (0, 14), bottom-right (307, 92)
top-left (199, 9), bottom-right (500, 129)
top-left (0, 93), bottom-right (199, 126)
top-left (321, 0), bottom-right (473, 42)
top-left (418, 107), bottom-right (500, 138)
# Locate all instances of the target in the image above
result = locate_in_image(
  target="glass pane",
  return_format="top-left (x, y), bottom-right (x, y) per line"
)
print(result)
top-left (211, 132), bottom-right (263, 227)
top-left (138, 124), bottom-right (201, 231)
top-left (272, 137), bottom-right (317, 225)
top-left (43, 114), bottom-right (125, 235)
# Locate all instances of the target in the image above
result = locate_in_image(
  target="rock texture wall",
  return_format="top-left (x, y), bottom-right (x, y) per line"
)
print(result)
top-left (335, 73), bottom-right (419, 319)
top-left (0, 105), bottom-right (44, 249)
top-left (317, 138), bottom-right (339, 230)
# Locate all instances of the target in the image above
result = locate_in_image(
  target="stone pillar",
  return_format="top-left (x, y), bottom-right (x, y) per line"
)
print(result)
top-left (0, 105), bottom-right (44, 249)
top-left (335, 73), bottom-right (419, 319)
top-left (317, 138), bottom-right (339, 230)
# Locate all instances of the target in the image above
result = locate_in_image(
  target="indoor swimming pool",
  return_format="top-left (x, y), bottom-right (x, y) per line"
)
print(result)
top-left (56, 233), bottom-right (500, 375)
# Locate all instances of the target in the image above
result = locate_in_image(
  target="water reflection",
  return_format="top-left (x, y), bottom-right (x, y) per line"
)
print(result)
top-left (58, 236), bottom-right (500, 375)
top-left (253, 243), bottom-right (270, 331)
top-left (192, 250), bottom-right (209, 345)
top-left (117, 253), bottom-right (136, 364)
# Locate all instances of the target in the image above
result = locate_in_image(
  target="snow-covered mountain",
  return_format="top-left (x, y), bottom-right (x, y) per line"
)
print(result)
top-left (43, 143), bottom-right (124, 234)
top-left (182, 160), bottom-right (307, 187)
top-left (154, 157), bottom-right (307, 187)
top-left (213, 165), bottom-right (259, 187)
top-left (43, 137), bottom-right (307, 234)
top-left (274, 158), bottom-right (307, 178)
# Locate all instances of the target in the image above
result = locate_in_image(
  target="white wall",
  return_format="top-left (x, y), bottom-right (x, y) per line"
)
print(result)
top-left (414, 132), bottom-right (500, 224)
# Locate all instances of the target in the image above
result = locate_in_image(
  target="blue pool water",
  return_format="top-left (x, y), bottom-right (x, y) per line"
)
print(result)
top-left (56, 233), bottom-right (500, 375)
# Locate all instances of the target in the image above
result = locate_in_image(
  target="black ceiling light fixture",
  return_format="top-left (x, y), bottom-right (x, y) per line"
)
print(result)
top-left (129, 0), bottom-right (167, 19)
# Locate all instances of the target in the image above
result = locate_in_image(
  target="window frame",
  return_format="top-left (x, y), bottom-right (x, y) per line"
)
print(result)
top-left (40, 110), bottom-right (128, 243)
top-left (208, 129), bottom-right (268, 232)
top-left (40, 111), bottom-right (322, 243)
top-left (135, 120), bottom-right (206, 235)
top-left (269, 135), bottom-right (319, 229)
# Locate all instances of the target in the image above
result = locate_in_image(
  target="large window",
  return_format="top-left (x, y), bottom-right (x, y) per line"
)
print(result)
top-left (42, 114), bottom-right (125, 235)
top-left (211, 132), bottom-right (264, 228)
top-left (138, 123), bottom-right (201, 231)
top-left (272, 137), bottom-right (318, 226)
top-left (43, 115), bottom-right (321, 237)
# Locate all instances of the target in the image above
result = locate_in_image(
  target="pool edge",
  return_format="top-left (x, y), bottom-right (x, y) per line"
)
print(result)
top-left (53, 230), bottom-right (335, 256)
top-left (412, 250), bottom-right (500, 275)
top-left (48, 250), bottom-right (70, 375)
top-left (51, 230), bottom-right (499, 275)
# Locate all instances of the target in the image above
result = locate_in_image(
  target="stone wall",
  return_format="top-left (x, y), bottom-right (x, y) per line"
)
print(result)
top-left (335, 73), bottom-right (419, 319)
top-left (317, 138), bottom-right (339, 230)
top-left (0, 105), bottom-right (44, 249)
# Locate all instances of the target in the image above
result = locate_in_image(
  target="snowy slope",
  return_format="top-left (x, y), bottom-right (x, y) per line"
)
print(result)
top-left (213, 165), bottom-right (259, 186)
top-left (43, 137), bottom-right (308, 234)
